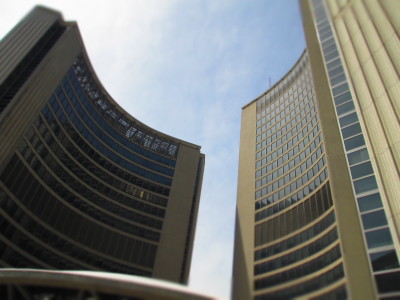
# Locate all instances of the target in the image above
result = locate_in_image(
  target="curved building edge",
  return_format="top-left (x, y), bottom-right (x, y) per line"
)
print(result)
top-left (0, 5), bottom-right (204, 286)
top-left (233, 0), bottom-right (400, 299)
top-left (233, 49), bottom-right (346, 300)
top-left (0, 269), bottom-right (217, 300)
top-left (242, 49), bottom-right (307, 110)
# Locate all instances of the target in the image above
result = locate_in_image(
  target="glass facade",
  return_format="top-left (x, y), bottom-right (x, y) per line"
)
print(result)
top-left (234, 1), bottom-right (400, 299)
top-left (0, 8), bottom-right (204, 284)
top-left (0, 56), bottom-right (174, 276)
top-left (252, 52), bottom-right (343, 299)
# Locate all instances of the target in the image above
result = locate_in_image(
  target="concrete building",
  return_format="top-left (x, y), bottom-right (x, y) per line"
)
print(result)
top-left (0, 6), bottom-right (204, 285)
top-left (233, 0), bottom-right (400, 299)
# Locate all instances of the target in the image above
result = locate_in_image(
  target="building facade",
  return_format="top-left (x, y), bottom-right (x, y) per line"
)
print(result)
top-left (233, 0), bottom-right (400, 299)
top-left (0, 6), bottom-right (204, 285)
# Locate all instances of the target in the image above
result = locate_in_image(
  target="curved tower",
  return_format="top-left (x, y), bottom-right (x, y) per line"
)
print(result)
top-left (233, 0), bottom-right (400, 298)
top-left (234, 52), bottom-right (346, 299)
top-left (0, 6), bottom-right (204, 284)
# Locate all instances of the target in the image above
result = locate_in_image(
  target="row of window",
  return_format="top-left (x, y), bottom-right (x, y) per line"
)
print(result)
top-left (257, 85), bottom-right (307, 135)
top-left (48, 92), bottom-right (172, 186)
top-left (67, 68), bottom-right (177, 167)
top-left (256, 164), bottom-right (328, 217)
top-left (256, 91), bottom-right (315, 144)
top-left (72, 57), bottom-right (179, 158)
top-left (256, 54), bottom-right (309, 115)
top-left (0, 188), bottom-right (152, 275)
top-left (254, 245), bottom-right (341, 290)
top-left (59, 79), bottom-right (174, 176)
top-left (258, 75), bottom-right (311, 123)
top-left (254, 264), bottom-right (344, 300)
top-left (35, 113), bottom-right (168, 214)
top-left (42, 103), bottom-right (170, 198)
top-left (255, 182), bottom-right (333, 246)
top-left (256, 136), bottom-right (322, 190)
top-left (256, 102), bottom-right (317, 152)
top-left (256, 88), bottom-right (313, 139)
top-left (0, 154), bottom-right (157, 267)
top-left (256, 149), bottom-right (325, 202)
top-left (27, 115), bottom-right (167, 220)
top-left (256, 117), bottom-right (320, 163)
top-left (254, 228), bottom-right (338, 275)
top-left (256, 122), bottom-right (321, 181)
top-left (19, 137), bottom-right (161, 241)
top-left (255, 173), bottom-right (330, 220)
top-left (255, 208), bottom-right (335, 261)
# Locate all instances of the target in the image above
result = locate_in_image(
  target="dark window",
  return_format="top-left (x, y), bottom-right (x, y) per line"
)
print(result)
top-left (339, 112), bottom-right (358, 127)
top-left (344, 134), bottom-right (365, 151)
top-left (350, 161), bottom-right (373, 179)
top-left (342, 122), bottom-right (361, 139)
top-left (336, 101), bottom-right (355, 116)
top-left (361, 209), bottom-right (387, 230)
top-left (332, 83), bottom-right (349, 97)
top-left (357, 193), bottom-right (382, 212)
top-left (347, 148), bottom-right (369, 166)
top-left (366, 228), bottom-right (393, 249)
top-left (375, 271), bottom-right (400, 293)
top-left (354, 175), bottom-right (377, 194)
top-left (370, 250), bottom-right (399, 272)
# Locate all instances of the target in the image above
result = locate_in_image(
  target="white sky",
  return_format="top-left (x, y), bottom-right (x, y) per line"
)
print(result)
top-left (0, 1), bottom-right (305, 299)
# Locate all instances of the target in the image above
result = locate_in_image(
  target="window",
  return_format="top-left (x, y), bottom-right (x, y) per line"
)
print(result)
top-left (332, 83), bottom-right (348, 97)
top-left (375, 271), bottom-right (400, 293)
top-left (344, 134), bottom-right (365, 151)
top-left (370, 250), bottom-right (399, 272)
top-left (336, 101), bottom-right (355, 116)
top-left (339, 112), bottom-right (358, 127)
top-left (354, 175), bottom-right (377, 194)
top-left (341, 122), bottom-right (361, 139)
top-left (350, 161), bottom-right (373, 179)
top-left (334, 91), bottom-right (352, 106)
top-left (361, 209), bottom-right (387, 230)
top-left (357, 193), bottom-right (382, 212)
top-left (347, 148), bottom-right (369, 166)
top-left (366, 228), bottom-right (393, 249)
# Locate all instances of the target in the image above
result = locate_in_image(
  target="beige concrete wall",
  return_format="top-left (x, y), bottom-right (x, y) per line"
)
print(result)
top-left (153, 144), bottom-right (203, 284)
top-left (232, 102), bottom-right (256, 300)
top-left (0, 6), bottom-right (62, 84)
top-left (0, 24), bottom-right (82, 174)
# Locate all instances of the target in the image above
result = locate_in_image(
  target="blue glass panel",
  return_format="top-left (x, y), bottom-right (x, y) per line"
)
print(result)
top-left (339, 112), bottom-right (358, 127)
top-left (354, 175), bottom-right (377, 194)
top-left (341, 122), bottom-right (361, 139)
top-left (350, 161), bottom-right (373, 179)
top-left (336, 101), bottom-right (355, 116)
top-left (344, 134), bottom-right (365, 151)
top-left (347, 148), bottom-right (369, 165)
top-left (361, 209), bottom-right (387, 230)
top-left (370, 250), bottom-right (399, 272)
top-left (357, 193), bottom-right (382, 212)
top-left (366, 227), bottom-right (393, 249)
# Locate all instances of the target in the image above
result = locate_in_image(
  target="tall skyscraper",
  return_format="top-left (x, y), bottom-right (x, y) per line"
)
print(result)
top-left (0, 6), bottom-right (204, 285)
top-left (233, 0), bottom-right (400, 299)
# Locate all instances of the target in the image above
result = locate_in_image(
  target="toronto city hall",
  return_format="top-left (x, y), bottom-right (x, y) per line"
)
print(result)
top-left (1, 0), bottom-right (400, 299)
